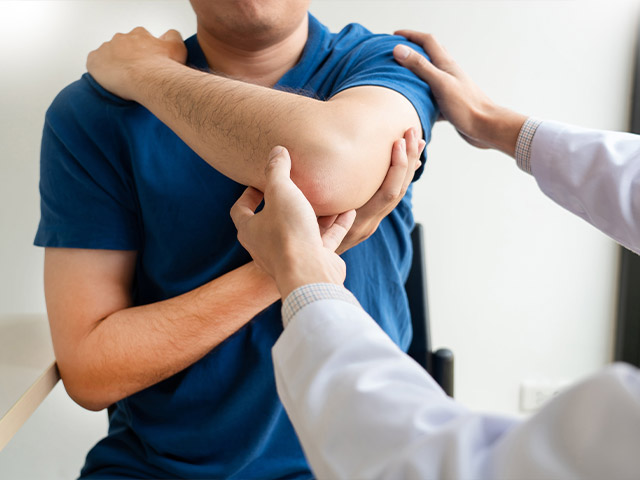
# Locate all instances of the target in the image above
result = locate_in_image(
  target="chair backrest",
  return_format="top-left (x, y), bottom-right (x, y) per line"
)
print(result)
top-left (405, 223), bottom-right (432, 372)
top-left (405, 223), bottom-right (455, 396)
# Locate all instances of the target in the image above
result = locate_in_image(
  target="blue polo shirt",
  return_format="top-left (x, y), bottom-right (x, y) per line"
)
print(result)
top-left (35, 14), bottom-right (437, 479)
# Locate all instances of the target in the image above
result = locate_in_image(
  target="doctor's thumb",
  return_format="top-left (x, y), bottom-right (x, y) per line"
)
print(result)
top-left (393, 44), bottom-right (440, 84)
top-left (265, 146), bottom-right (292, 183)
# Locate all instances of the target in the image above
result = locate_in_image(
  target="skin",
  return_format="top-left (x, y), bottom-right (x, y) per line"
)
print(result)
top-left (189, 0), bottom-right (312, 85)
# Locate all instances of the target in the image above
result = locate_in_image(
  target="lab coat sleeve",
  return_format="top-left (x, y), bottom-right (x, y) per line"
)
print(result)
top-left (273, 289), bottom-right (640, 480)
top-left (273, 295), bottom-right (516, 480)
top-left (492, 362), bottom-right (640, 480)
top-left (530, 121), bottom-right (640, 254)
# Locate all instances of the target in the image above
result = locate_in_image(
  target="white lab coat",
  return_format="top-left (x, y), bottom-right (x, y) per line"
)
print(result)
top-left (532, 121), bottom-right (640, 255)
top-left (272, 121), bottom-right (640, 479)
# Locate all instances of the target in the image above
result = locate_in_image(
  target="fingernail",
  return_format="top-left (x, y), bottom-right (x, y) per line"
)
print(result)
top-left (415, 161), bottom-right (422, 170)
top-left (394, 45), bottom-right (411, 60)
top-left (269, 146), bottom-right (284, 160)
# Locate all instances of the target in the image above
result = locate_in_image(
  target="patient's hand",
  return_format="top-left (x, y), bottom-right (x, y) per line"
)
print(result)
top-left (322, 127), bottom-right (424, 254)
top-left (87, 27), bottom-right (187, 102)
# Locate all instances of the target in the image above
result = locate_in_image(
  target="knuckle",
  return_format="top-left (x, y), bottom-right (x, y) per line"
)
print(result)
top-left (362, 224), bottom-right (379, 241)
top-left (417, 55), bottom-right (430, 69)
top-left (405, 49), bottom-right (418, 64)
top-left (383, 190), bottom-right (400, 204)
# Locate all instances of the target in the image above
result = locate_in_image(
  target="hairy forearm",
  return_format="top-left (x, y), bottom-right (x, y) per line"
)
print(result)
top-left (130, 61), bottom-right (418, 214)
top-left (58, 262), bottom-right (279, 410)
top-left (133, 63), bottom-right (322, 188)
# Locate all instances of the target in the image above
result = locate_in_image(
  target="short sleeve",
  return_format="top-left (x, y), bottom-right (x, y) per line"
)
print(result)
top-left (34, 76), bottom-right (140, 250)
top-left (331, 34), bottom-right (439, 180)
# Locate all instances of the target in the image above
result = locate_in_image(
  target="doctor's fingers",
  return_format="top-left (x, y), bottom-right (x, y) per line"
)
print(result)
top-left (318, 215), bottom-right (338, 236)
top-left (264, 146), bottom-right (294, 191)
top-left (321, 210), bottom-right (356, 252)
top-left (230, 187), bottom-right (264, 229)
top-left (394, 30), bottom-right (455, 71)
top-left (393, 43), bottom-right (445, 89)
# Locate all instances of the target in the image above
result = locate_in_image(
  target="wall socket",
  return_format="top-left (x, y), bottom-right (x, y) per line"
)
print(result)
top-left (519, 380), bottom-right (569, 412)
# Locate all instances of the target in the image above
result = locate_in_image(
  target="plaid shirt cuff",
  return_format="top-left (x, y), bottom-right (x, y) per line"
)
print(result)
top-left (515, 117), bottom-right (543, 174)
top-left (281, 283), bottom-right (361, 328)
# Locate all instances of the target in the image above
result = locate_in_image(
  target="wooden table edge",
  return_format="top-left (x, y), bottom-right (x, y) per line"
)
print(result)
top-left (0, 361), bottom-right (60, 451)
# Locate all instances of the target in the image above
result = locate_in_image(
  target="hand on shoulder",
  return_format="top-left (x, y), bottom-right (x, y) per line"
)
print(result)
top-left (86, 27), bottom-right (187, 102)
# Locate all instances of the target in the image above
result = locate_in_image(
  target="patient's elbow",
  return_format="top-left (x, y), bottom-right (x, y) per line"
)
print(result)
top-left (290, 135), bottom-right (385, 216)
top-left (293, 168), bottom-right (346, 216)
top-left (58, 363), bottom-right (113, 412)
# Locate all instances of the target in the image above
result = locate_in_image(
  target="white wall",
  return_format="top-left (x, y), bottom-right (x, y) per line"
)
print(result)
top-left (1, 0), bottom-right (638, 477)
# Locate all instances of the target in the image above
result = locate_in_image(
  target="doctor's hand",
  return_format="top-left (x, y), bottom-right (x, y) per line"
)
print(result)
top-left (326, 127), bottom-right (425, 254)
top-left (87, 27), bottom-right (187, 102)
top-left (230, 147), bottom-right (356, 299)
top-left (393, 31), bottom-right (527, 157)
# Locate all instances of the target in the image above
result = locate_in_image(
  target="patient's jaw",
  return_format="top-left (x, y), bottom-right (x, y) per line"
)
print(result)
top-left (189, 0), bottom-right (311, 86)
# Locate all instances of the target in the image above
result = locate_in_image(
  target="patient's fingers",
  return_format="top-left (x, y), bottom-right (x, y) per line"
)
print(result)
top-left (403, 129), bottom-right (426, 191)
top-left (159, 29), bottom-right (184, 43)
top-left (363, 137), bottom-right (410, 217)
top-left (385, 137), bottom-right (410, 201)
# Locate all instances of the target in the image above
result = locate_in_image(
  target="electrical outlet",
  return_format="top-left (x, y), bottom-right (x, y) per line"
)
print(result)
top-left (519, 380), bottom-right (569, 412)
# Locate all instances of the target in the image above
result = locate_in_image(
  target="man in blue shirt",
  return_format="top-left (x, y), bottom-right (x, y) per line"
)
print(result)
top-left (36, 1), bottom-right (437, 477)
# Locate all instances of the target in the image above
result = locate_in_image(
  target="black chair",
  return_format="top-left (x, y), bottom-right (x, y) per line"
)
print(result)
top-left (405, 223), bottom-right (455, 397)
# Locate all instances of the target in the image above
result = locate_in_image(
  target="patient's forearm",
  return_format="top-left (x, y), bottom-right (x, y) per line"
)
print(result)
top-left (128, 61), bottom-right (420, 214)
top-left (50, 260), bottom-right (279, 411)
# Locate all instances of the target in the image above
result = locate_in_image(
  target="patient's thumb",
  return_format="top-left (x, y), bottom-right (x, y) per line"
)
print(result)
top-left (160, 29), bottom-right (183, 43)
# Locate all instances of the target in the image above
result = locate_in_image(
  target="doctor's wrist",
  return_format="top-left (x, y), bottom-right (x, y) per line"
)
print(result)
top-left (474, 105), bottom-right (528, 158)
top-left (274, 247), bottom-right (345, 299)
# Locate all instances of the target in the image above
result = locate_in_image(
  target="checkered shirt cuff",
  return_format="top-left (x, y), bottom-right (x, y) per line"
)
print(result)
top-left (515, 117), bottom-right (543, 174)
top-left (281, 283), bottom-right (361, 328)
